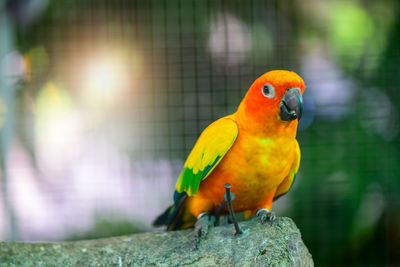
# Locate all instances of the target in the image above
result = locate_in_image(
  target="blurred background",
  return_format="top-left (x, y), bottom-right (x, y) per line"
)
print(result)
top-left (0, 0), bottom-right (399, 265)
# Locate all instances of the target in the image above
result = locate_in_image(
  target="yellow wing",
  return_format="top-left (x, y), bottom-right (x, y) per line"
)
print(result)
top-left (175, 116), bottom-right (238, 196)
top-left (274, 140), bottom-right (301, 199)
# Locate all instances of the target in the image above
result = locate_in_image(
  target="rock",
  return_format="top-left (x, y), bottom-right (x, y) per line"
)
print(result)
top-left (0, 217), bottom-right (313, 266)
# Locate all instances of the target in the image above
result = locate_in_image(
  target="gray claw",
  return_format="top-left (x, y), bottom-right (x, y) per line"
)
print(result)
top-left (193, 212), bottom-right (216, 249)
top-left (256, 208), bottom-right (276, 225)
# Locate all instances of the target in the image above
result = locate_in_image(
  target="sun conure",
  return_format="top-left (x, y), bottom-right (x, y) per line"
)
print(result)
top-left (154, 70), bottom-right (305, 230)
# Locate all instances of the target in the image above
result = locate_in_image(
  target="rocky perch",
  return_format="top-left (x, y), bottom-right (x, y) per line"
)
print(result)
top-left (0, 217), bottom-right (313, 266)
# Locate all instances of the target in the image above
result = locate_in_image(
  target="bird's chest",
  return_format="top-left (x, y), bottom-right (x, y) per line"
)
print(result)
top-left (228, 135), bottom-right (295, 193)
top-left (197, 134), bottom-right (296, 211)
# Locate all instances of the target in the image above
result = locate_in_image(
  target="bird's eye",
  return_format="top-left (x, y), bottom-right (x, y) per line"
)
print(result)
top-left (262, 83), bottom-right (275, 98)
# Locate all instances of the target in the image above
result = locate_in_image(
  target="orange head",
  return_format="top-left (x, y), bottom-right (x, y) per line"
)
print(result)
top-left (236, 70), bottom-right (306, 134)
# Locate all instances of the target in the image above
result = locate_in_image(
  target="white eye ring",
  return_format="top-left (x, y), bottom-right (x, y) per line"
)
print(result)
top-left (262, 83), bottom-right (275, 98)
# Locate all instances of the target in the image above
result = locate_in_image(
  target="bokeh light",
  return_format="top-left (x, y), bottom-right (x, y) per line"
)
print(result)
top-left (85, 56), bottom-right (123, 98)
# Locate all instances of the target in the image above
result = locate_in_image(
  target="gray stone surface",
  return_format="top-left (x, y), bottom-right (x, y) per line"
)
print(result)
top-left (0, 217), bottom-right (313, 266)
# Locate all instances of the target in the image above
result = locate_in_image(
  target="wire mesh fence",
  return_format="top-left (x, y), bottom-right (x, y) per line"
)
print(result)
top-left (0, 0), bottom-right (399, 265)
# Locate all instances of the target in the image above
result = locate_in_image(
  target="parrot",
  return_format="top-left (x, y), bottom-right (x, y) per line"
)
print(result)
top-left (154, 70), bottom-right (305, 233)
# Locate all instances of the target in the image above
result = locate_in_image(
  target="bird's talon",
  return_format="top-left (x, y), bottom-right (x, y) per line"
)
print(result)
top-left (193, 212), bottom-right (216, 249)
top-left (256, 208), bottom-right (276, 225)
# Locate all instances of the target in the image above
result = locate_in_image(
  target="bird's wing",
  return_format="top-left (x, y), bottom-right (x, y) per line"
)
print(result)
top-left (175, 116), bottom-right (238, 196)
top-left (274, 140), bottom-right (301, 200)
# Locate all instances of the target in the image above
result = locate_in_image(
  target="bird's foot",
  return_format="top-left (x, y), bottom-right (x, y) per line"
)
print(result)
top-left (256, 208), bottom-right (276, 225)
top-left (193, 212), bottom-right (216, 249)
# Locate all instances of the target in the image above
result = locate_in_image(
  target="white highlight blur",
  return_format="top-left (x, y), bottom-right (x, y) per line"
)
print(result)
top-left (86, 59), bottom-right (121, 94)
top-left (208, 13), bottom-right (251, 67)
top-left (1, 50), bottom-right (25, 85)
top-left (82, 54), bottom-right (128, 107)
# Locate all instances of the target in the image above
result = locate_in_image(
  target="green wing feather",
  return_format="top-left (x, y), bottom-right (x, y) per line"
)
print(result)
top-left (176, 116), bottom-right (238, 196)
top-left (274, 140), bottom-right (301, 200)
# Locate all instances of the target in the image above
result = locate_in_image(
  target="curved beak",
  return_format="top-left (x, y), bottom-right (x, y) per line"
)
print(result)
top-left (279, 88), bottom-right (303, 121)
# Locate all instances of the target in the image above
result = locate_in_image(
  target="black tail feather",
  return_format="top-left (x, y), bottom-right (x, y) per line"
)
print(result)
top-left (153, 194), bottom-right (196, 230)
top-left (153, 206), bottom-right (172, 227)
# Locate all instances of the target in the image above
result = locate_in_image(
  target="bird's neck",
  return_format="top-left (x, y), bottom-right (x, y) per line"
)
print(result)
top-left (233, 106), bottom-right (298, 139)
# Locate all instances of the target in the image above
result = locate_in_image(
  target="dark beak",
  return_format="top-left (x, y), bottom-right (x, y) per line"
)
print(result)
top-left (279, 88), bottom-right (303, 121)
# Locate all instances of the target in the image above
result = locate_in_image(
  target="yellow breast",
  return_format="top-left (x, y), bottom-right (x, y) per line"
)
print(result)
top-left (194, 131), bottom-right (297, 212)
